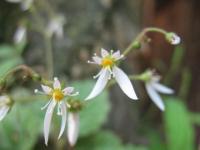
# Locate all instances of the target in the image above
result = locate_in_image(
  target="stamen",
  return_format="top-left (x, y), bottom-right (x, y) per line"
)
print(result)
top-left (57, 104), bottom-right (62, 115)
top-left (34, 89), bottom-right (38, 93)
top-left (66, 103), bottom-right (71, 108)
top-left (110, 50), bottom-right (113, 55)
top-left (34, 89), bottom-right (46, 95)
top-left (41, 100), bottom-right (52, 110)
top-left (69, 91), bottom-right (79, 96)
top-left (54, 77), bottom-right (58, 81)
top-left (87, 60), bottom-right (96, 64)
top-left (93, 70), bottom-right (103, 79)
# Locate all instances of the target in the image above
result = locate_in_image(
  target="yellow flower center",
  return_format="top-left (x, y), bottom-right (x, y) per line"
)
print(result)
top-left (52, 89), bottom-right (64, 101)
top-left (101, 57), bottom-right (114, 68)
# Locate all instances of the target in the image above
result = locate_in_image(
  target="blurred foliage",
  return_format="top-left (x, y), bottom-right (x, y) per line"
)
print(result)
top-left (0, 42), bottom-right (25, 78)
top-left (164, 98), bottom-right (195, 150)
top-left (72, 80), bottom-right (110, 137)
top-left (0, 97), bottom-right (43, 150)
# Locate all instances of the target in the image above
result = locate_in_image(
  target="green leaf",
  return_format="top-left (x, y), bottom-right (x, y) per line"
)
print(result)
top-left (15, 39), bottom-right (27, 54)
top-left (0, 57), bottom-right (23, 78)
top-left (76, 131), bottom-right (123, 150)
top-left (0, 89), bottom-right (44, 150)
top-left (71, 80), bottom-right (110, 137)
top-left (148, 130), bottom-right (166, 150)
top-left (125, 144), bottom-right (148, 150)
top-left (0, 45), bottom-right (16, 59)
top-left (164, 98), bottom-right (195, 150)
top-left (190, 113), bottom-right (200, 125)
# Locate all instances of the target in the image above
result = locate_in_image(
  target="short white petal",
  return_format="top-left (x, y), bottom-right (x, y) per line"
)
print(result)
top-left (63, 87), bottom-right (74, 96)
top-left (145, 83), bottom-right (165, 111)
top-left (41, 85), bottom-right (52, 94)
top-left (44, 100), bottom-right (56, 145)
top-left (112, 50), bottom-right (121, 60)
top-left (85, 69), bottom-right (110, 100)
top-left (0, 106), bottom-right (9, 121)
top-left (92, 56), bottom-right (102, 64)
top-left (152, 82), bottom-right (174, 94)
top-left (58, 102), bottom-right (67, 139)
top-left (67, 113), bottom-right (79, 146)
top-left (113, 66), bottom-right (138, 100)
top-left (101, 48), bottom-right (109, 57)
top-left (53, 77), bottom-right (61, 89)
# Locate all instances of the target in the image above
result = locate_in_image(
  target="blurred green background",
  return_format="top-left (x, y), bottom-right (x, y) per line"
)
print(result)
top-left (0, 0), bottom-right (200, 150)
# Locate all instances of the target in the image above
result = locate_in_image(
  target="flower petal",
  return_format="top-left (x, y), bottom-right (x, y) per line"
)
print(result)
top-left (152, 82), bottom-right (174, 94)
top-left (101, 48), bottom-right (109, 57)
top-left (44, 100), bottom-right (56, 145)
top-left (112, 50), bottom-right (122, 60)
top-left (63, 87), bottom-right (74, 96)
top-left (145, 83), bottom-right (165, 111)
top-left (85, 69), bottom-right (110, 100)
top-left (0, 96), bottom-right (8, 102)
top-left (113, 66), bottom-right (138, 100)
top-left (67, 113), bottom-right (79, 146)
top-left (53, 77), bottom-right (61, 89)
top-left (0, 106), bottom-right (9, 121)
top-left (58, 102), bottom-right (67, 139)
top-left (41, 85), bottom-right (52, 94)
top-left (92, 56), bottom-right (102, 64)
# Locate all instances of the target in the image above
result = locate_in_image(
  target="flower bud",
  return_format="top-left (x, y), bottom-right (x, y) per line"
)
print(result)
top-left (165, 32), bottom-right (181, 45)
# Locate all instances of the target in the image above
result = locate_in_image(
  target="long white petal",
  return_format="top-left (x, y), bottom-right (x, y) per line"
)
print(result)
top-left (145, 83), bottom-right (165, 111)
top-left (101, 48), bottom-right (109, 57)
top-left (44, 100), bottom-right (56, 145)
top-left (63, 87), bottom-right (74, 96)
top-left (58, 102), bottom-right (67, 139)
top-left (53, 77), bottom-right (61, 89)
top-left (41, 85), bottom-right (52, 95)
top-left (67, 113), bottom-right (79, 146)
top-left (0, 106), bottom-right (9, 121)
top-left (85, 69), bottom-right (110, 100)
top-left (152, 82), bottom-right (174, 94)
top-left (113, 66), bottom-right (138, 100)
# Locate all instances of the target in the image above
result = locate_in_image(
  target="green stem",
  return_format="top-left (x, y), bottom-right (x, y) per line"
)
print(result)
top-left (44, 34), bottom-right (54, 79)
top-left (122, 27), bottom-right (167, 56)
top-left (0, 65), bottom-right (51, 90)
top-left (30, 4), bottom-right (54, 79)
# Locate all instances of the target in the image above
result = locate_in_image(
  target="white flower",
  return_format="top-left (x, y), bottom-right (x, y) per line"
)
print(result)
top-left (67, 112), bottom-right (79, 146)
top-left (6, 0), bottom-right (33, 11)
top-left (86, 48), bottom-right (138, 100)
top-left (145, 70), bottom-right (174, 111)
top-left (13, 26), bottom-right (27, 44)
top-left (166, 32), bottom-right (181, 45)
top-left (35, 77), bottom-right (79, 145)
top-left (0, 95), bottom-right (11, 121)
top-left (47, 15), bottom-right (66, 38)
